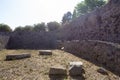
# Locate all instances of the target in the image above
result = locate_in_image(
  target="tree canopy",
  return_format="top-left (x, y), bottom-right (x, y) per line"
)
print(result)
top-left (33, 23), bottom-right (46, 32)
top-left (47, 21), bottom-right (61, 31)
top-left (0, 24), bottom-right (12, 32)
top-left (14, 25), bottom-right (33, 32)
top-left (73, 0), bottom-right (107, 18)
top-left (14, 26), bottom-right (24, 32)
top-left (62, 11), bottom-right (72, 24)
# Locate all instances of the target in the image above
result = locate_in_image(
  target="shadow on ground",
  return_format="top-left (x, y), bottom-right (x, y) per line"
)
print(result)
top-left (49, 75), bottom-right (67, 80)
top-left (49, 75), bottom-right (85, 80)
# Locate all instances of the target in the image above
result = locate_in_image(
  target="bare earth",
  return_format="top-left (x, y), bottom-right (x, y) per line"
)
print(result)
top-left (0, 50), bottom-right (119, 80)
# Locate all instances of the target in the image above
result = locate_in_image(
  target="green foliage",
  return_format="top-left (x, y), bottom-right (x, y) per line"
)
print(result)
top-left (0, 24), bottom-right (12, 32)
top-left (47, 21), bottom-right (61, 31)
top-left (33, 22), bottom-right (46, 32)
top-left (62, 11), bottom-right (72, 24)
top-left (23, 25), bottom-right (33, 31)
top-left (14, 26), bottom-right (24, 32)
top-left (73, 0), bottom-right (106, 18)
top-left (72, 10), bottom-right (77, 20)
top-left (14, 25), bottom-right (33, 32)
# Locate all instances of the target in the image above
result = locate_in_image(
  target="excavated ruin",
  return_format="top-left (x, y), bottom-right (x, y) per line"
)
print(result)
top-left (63, 0), bottom-right (120, 75)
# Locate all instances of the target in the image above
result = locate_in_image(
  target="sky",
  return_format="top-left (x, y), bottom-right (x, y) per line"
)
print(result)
top-left (0, 0), bottom-right (83, 29)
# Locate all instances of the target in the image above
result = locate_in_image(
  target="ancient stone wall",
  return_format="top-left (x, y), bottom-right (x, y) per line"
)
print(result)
top-left (0, 35), bottom-right (9, 50)
top-left (63, 40), bottom-right (120, 75)
top-left (62, 0), bottom-right (120, 43)
top-left (7, 31), bottom-right (57, 49)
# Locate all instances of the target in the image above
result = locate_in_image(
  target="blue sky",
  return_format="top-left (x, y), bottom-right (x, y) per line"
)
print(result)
top-left (0, 0), bottom-right (83, 29)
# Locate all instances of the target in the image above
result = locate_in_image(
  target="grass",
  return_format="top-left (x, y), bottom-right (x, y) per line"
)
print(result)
top-left (0, 49), bottom-right (119, 80)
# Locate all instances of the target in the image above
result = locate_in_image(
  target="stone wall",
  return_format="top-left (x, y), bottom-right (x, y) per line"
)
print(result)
top-left (0, 35), bottom-right (9, 50)
top-left (7, 31), bottom-right (57, 49)
top-left (63, 40), bottom-right (120, 75)
top-left (62, 0), bottom-right (120, 43)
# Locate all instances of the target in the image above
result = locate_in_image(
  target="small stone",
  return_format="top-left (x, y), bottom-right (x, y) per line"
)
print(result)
top-left (69, 61), bottom-right (85, 76)
top-left (49, 65), bottom-right (67, 75)
top-left (39, 50), bottom-right (52, 55)
top-left (97, 67), bottom-right (108, 75)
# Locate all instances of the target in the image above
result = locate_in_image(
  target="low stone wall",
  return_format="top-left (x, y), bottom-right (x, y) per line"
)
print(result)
top-left (63, 40), bottom-right (120, 75)
top-left (0, 35), bottom-right (9, 50)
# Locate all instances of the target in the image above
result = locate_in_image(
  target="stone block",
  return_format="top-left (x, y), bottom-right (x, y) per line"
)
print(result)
top-left (69, 62), bottom-right (85, 76)
top-left (49, 65), bottom-right (67, 75)
top-left (39, 50), bottom-right (52, 55)
top-left (6, 53), bottom-right (31, 60)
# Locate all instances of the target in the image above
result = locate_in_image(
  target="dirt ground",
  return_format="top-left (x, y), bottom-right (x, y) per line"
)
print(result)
top-left (0, 49), bottom-right (119, 80)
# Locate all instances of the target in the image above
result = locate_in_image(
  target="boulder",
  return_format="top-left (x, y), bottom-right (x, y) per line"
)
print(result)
top-left (39, 50), bottom-right (52, 55)
top-left (49, 65), bottom-right (67, 75)
top-left (6, 53), bottom-right (31, 60)
top-left (69, 62), bottom-right (85, 76)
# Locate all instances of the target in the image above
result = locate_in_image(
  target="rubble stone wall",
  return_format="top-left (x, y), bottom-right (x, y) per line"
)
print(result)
top-left (64, 40), bottom-right (120, 75)
top-left (62, 0), bottom-right (120, 43)
top-left (0, 35), bottom-right (9, 50)
top-left (7, 31), bottom-right (57, 49)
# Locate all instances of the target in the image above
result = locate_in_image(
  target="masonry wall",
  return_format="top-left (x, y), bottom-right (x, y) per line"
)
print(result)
top-left (62, 0), bottom-right (120, 43)
top-left (62, 0), bottom-right (120, 75)
top-left (7, 31), bottom-right (57, 49)
top-left (63, 40), bottom-right (120, 75)
top-left (0, 35), bottom-right (9, 50)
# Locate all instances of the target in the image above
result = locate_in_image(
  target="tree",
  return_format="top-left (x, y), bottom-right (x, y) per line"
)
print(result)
top-left (47, 21), bottom-right (61, 31)
top-left (0, 23), bottom-right (12, 32)
top-left (73, 0), bottom-right (106, 18)
top-left (14, 26), bottom-right (24, 32)
top-left (14, 25), bottom-right (33, 32)
top-left (23, 25), bottom-right (33, 31)
top-left (62, 11), bottom-right (72, 24)
top-left (33, 22), bottom-right (46, 32)
top-left (72, 10), bottom-right (77, 20)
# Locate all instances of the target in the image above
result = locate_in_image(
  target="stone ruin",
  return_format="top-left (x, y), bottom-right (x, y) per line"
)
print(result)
top-left (62, 0), bottom-right (120, 43)
top-left (62, 0), bottom-right (120, 75)
top-left (63, 40), bottom-right (120, 75)
top-left (0, 0), bottom-right (119, 76)
top-left (0, 35), bottom-right (9, 50)
top-left (0, 31), bottom-right (57, 49)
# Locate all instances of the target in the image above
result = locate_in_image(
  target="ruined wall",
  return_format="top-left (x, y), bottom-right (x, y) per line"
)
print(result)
top-left (0, 35), bottom-right (9, 50)
top-left (62, 0), bottom-right (120, 43)
top-left (62, 0), bottom-right (120, 75)
top-left (64, 40), bottom-right (120, 75)
top-left (7, 31), bottom-right (57, 49)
